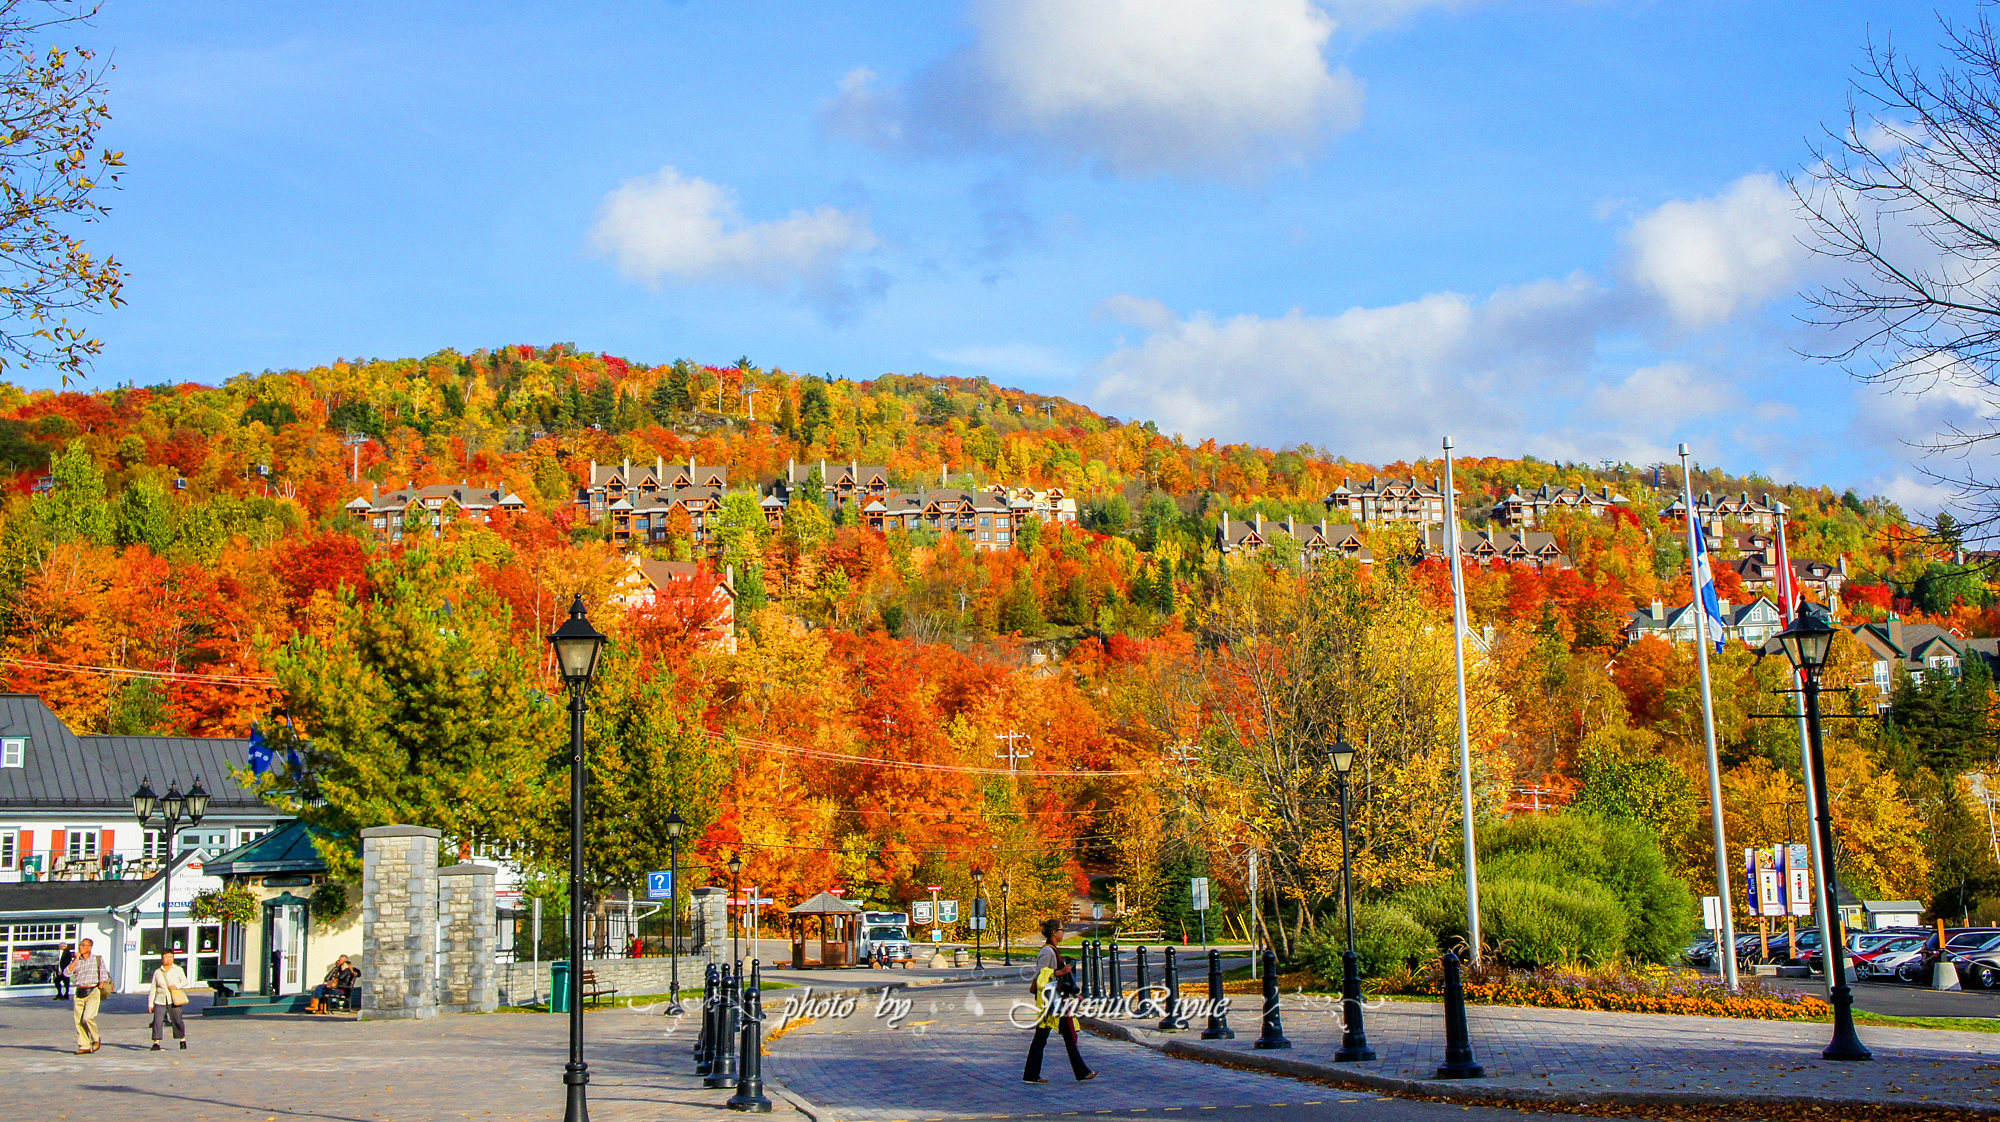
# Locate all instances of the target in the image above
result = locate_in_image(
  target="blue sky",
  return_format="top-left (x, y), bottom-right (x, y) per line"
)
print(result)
top-left (29, 1), bottom-right (1985, 504)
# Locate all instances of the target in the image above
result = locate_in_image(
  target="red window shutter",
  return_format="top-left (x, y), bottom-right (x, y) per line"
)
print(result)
top-left (50, 829), bottom-right (64, 859)
top-left (18, 830), bottom-right (31, 869)
top-left (99, 828), bottom-right (113, 858)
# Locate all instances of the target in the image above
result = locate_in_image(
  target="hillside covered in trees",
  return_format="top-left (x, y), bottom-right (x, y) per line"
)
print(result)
top-left (0, 344), bottom-right (1993, 953)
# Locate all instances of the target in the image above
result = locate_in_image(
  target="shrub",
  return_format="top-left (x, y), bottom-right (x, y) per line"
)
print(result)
top-left (1479, 875), bottom-right (1627, 966)
top-left (1351, 902), bottom-right (1435, 976)
top-left (188, 884), bottom-right (259, 925)
top-left (1478, 813), bottom-right (1695, 964)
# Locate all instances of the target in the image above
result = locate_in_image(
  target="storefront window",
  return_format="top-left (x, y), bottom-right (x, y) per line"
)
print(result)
top-left (140, 923), bottom-right (223, 982)
top-left (4, 922), bottom-right (78, 986)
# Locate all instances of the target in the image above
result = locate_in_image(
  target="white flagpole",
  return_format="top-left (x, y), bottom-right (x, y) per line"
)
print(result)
top-left (1777, 504), bottom-right (1837, 995)
top-left (1680, 443), bottom-right (1738, 990)
top-left (1442, 436), bottom-right (1482, 966)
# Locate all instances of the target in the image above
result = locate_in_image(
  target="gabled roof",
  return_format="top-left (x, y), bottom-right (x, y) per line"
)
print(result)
top-left (205, 818), bottom-right (325, 877)
top-left (0, 695), bottom-right (262, 812)
top-left (0, 848), bottom-right (198, 916)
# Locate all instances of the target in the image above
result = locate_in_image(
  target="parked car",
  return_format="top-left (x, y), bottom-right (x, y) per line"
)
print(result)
top-left (1684, 937), bottom-right (1718, 968)
top-left (1852, 935), bottom-right (1932, 982)
top-left (1943, 931), bottom-right (2000, 988)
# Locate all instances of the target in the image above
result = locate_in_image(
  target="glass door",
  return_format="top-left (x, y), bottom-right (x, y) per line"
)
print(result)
top-left (261, 896), bottom-right (310, 995)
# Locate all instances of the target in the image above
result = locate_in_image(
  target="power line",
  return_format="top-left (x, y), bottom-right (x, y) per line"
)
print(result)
top-left (717, 731), bottom-right (1146, 778)
top-left (0, 656), bottom-right (278, 687)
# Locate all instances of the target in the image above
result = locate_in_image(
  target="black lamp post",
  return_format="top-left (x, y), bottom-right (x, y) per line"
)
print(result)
top-left (666, 807), bottom-right (686, 1016)
top-left (1001, 878), bottom-right (1012, 965)
top-left (729, 852), bottom-right (744, 966)
top-left (549, 595), bottom-right (608, 1121)
top-left (1775, 605), bottom-right (1870, 1062)
top-left (132, 776), bottom-right (207, 982)
top-left (972, 868), bottom-right (985, 971)
top-left (1329, 737), bottom-right (1375, 1062)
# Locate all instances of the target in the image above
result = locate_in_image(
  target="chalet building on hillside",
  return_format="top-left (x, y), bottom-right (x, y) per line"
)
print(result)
top-left (0, 695), bottom-right (289, 994)
top-left (1658, 490), bottom-right (1781, 532)
top-left (1723, 547), bottom-right (1848, 602)
top-left (1323, 477), bottom-right (1453, 525)
top-left (996, 484), bottom-right (1079, 526)
top-left (1420, 527), bottom-right (1572, 570)
top-left (778, 458), bottom-right (891, 510)
top-left (1491, 483), bottom-right (1629, 529)
top-left (1215, 512), bottom-right (1372, 564)
top-left (1849, 615), bottom-right (2000, 699)
top-left (579, 457), bottom-right (729, 522)
top-left (344, 482), bottom-right (527, 543)
top-left (607, 485), bottom-right (726, 549)
top-left (619, 558), bottom-right (738, 652)
top-left (1626, 596), bottom-right (1783, 648)
top-left (860, 489), bottom-right (1023, 551)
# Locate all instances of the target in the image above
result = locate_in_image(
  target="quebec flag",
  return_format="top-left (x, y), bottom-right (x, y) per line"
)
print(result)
top-left (1689, 519), bottom-right (1727, 653)
top-left (247, 723), bottom-right (273, 776)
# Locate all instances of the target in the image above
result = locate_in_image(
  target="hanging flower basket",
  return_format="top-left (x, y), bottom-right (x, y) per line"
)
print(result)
top-left (188, 885), bottom-right (260, 925)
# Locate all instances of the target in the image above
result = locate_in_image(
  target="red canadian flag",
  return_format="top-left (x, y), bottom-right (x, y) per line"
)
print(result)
top-left (1773, 506), bottom-right (1800, 625)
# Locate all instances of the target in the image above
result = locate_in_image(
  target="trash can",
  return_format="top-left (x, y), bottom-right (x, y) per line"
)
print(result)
top-left (550, 961), bottom-right (570, 1013)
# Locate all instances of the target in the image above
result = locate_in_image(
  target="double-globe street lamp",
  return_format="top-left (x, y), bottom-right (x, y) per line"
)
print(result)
top-left (1000, 877), bottom-right (1012, 966)
top-left (1774, 605), bottom-right (1871, 1062)
top-left (1328, 737), bottom-right (1375, 1062)
top-left (666, 807), bottom-right (687, 1015)
top-left (972, 868), bottom-right (986, 971)
top-left (131, 777), bottom-right (209, 981)
top-left (549, 595), bottom-right (608, 1122)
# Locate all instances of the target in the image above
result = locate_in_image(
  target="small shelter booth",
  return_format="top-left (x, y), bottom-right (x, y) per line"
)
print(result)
top-left (201, 819), bottom-right (359, 1003)
top-left (788, 892), bottom-right (860, 969)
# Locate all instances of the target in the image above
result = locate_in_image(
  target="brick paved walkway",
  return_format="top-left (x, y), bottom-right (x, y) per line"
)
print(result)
top-left (0, 992), bottom-right (785, 1122)
top-left (762, 979), bottom-right (1600, 1121)
top-left (1153, 994), bottom-right (2000, 1110)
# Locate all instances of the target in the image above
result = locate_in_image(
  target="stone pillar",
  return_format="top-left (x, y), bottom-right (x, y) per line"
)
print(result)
top-left (359, 825), bottom-right (441, 1021)
top-left (690, 886), bottom-right (728, 965)
top-left (437, 863), bottom-right (498, 1014)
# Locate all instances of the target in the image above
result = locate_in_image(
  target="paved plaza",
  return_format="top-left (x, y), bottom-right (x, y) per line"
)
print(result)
top-left (0, 991), bottom-right (777, 1122)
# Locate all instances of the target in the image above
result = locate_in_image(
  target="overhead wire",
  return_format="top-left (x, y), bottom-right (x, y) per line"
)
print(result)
top-left (714, 730), bottom-right (1147, 778)
top-left (0, 656), bottom-right (279, 687)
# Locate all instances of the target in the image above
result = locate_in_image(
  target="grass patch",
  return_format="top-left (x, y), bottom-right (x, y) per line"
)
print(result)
top-left (1850, 1010), bottom-right (2000, 1033)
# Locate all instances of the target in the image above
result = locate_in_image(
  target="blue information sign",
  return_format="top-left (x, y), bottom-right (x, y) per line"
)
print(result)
top-left (646, 870), bottom-right (674, 901)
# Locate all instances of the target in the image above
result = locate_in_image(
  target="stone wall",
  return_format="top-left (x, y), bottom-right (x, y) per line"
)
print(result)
top-left (359, 825), bottom-right (440, 1021)
top-left (492, 949), bottom-right (794, 1007)
top-left (437, 864), bottom-right (498, 1014)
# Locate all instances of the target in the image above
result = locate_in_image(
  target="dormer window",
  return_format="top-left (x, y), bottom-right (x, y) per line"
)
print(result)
top-left (1, 737), bottom-right (22, 767)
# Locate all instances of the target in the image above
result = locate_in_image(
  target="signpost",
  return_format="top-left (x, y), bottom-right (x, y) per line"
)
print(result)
top-left (646, 870), bottom-right (674, 901)
top-left (1191, 876), bottom-right (1210, 946)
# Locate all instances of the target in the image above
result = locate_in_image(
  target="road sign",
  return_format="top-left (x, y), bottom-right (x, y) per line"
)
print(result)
top-left (1191, 876), bottom-right (1210, 912)
top-left (938, 900), bottom-right (959, 924)
top-left (932, 928), bottom-right (944, 942)
top-left (646, 871), bottom-right (674, 901)
top-left (1702, 895), bottom-right (1722, 931)
top-left (970, 917), bottom-right (988, 931)
top-left (1092, 904), bottom-right (1103, 920)
top-left (912, 901), bottom-right (933, 924)
top-left (926, 884), bottom-right (943, 892)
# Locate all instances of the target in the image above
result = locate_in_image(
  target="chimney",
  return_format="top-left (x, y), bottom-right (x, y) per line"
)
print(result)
top-left (726, 563), bottom-right (735, 588)
top-left (656, 456), bottom-right (664, 480)
top-left (623, 458), bottom-right (630, 481)
top-left (851, 459), bottom-right (858, 485)
top-left (370, 481), bottom-right (378, 502)
top-left (688, 457), bottom-right (695, 480)
top-left (1255, 512), bottom-right (1263, 536)
top-left (1222, 511), bottom-right (1230, 544)
top-left (788, 457), bottom-right (796, 479)
top-left (941, 463), bottom-right (949, 487)
top-left (1889, 613), bottom-right (1904, 653)
top-left (819, 457), bottom-right (826, 484)
top-left (1838, 555), bottom-right (1848, 577)
top-left (1652, 598), bottom-right (1663, 619)
top-left (589, 458), bottom-right (597, 483)
top-left (1320, 518), bottom-right (1328, 538)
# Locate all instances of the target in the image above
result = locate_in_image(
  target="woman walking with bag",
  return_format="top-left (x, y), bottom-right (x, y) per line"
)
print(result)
top-left (149, 950), bottom-right (190, 1050)
top-left (1023, 919), bottom-right (1096, 1084)
top-left (64, 937), bottom-right (111, 1054)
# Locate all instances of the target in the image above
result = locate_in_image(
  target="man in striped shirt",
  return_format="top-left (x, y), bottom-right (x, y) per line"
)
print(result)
top-left (65, 938), bottom-right (110, 1054)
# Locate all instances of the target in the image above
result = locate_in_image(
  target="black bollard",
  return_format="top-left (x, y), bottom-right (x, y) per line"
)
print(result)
top-left (1086, 941), bottom-right (1099, 998)
top-left (1157, 947), bottom-right (1189, 1031)
top-left (1253, 948), bottom-right (1291, 1050)
top-left (1433, 952), bottom-right (1485, 1079)
top-left (1092, 940), bottom-right (1104, 998)
top-left (1201, 947), bottom-right (1234, 1039)
top-left (696, 963), bottom-right (719, 1074)
top-left (1136, 945), bottom-right (1150, 997)
top-left (1334, 947), bottom-right (1376, 1062)
top-left (728, 961), bottom-right (773, 1112)
top-left (1110, 938), bottom-right (1123, 1000)
top-left (706, 963), bottom-right (740, 1088)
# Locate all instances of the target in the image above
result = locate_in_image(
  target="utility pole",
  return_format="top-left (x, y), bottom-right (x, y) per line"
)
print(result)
top-left (745, 385), bottom-right (759, 422)
top-left (993, 731), bottom-right (1032, 773)
top-left (343, 432), bottom-right (367, 482)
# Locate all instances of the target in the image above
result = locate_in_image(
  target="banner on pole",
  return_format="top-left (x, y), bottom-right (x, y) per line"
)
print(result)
top-left (1746, 848), bottom-right (1784, 917)
top-left (1786, 844), bottom-right (1812, 917)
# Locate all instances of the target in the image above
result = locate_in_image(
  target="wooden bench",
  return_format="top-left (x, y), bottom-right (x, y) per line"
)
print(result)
top-left (579, 970), bottom-right (619, 1008)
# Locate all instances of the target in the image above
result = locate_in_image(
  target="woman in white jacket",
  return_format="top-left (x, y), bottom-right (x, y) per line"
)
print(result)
top-left (148, 950), bottom-right (190, 1051)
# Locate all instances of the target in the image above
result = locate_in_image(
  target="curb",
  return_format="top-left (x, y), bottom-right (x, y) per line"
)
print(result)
top-left (765, 1076), bottom-right (831, 1122)
top-left (1079, 1015), bottom-right (2000, 1117)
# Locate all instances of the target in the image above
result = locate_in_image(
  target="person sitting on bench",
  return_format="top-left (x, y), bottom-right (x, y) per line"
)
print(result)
top-left (305, 955), bottom-right (359, 1014)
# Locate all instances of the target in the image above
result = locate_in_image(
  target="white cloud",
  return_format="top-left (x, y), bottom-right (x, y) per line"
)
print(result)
top-left (823, 0), bottom-right (1363, 177)
top-left (1090, 274), bottom-right (1618, 461)
top-left (588, 165), bottom-right (882, 317)
top-left (1586, 362), bottom-right (1739, 429)
top-left (1623, 172), bottom-right (1811, 329)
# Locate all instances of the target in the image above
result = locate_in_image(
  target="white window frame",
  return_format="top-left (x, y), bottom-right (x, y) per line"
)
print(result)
top-left (236, 828), bottom-right (268, 846)
top-left (65, 828), bottom-right (99, 860)
top-left (0, 828), bottom-right (15, 870)
top-left (142, 829), bottom-right (167, 860)
top-left (0, 738), bottom-right (22, 768)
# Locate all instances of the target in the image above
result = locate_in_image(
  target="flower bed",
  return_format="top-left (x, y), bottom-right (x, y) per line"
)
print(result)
top-left (1382, 960), bottom-right (1831, 1021)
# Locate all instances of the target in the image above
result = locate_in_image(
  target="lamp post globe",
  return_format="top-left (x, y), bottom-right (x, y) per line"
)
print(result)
top-left (184, 779), bottom-right (210, 824)
top-left (546, 594), bottom-right (608, 1121)
top-left (1774, 605), bottom-right (1870, 1063)
top-left (131, 778), bottom-right (157, 824)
